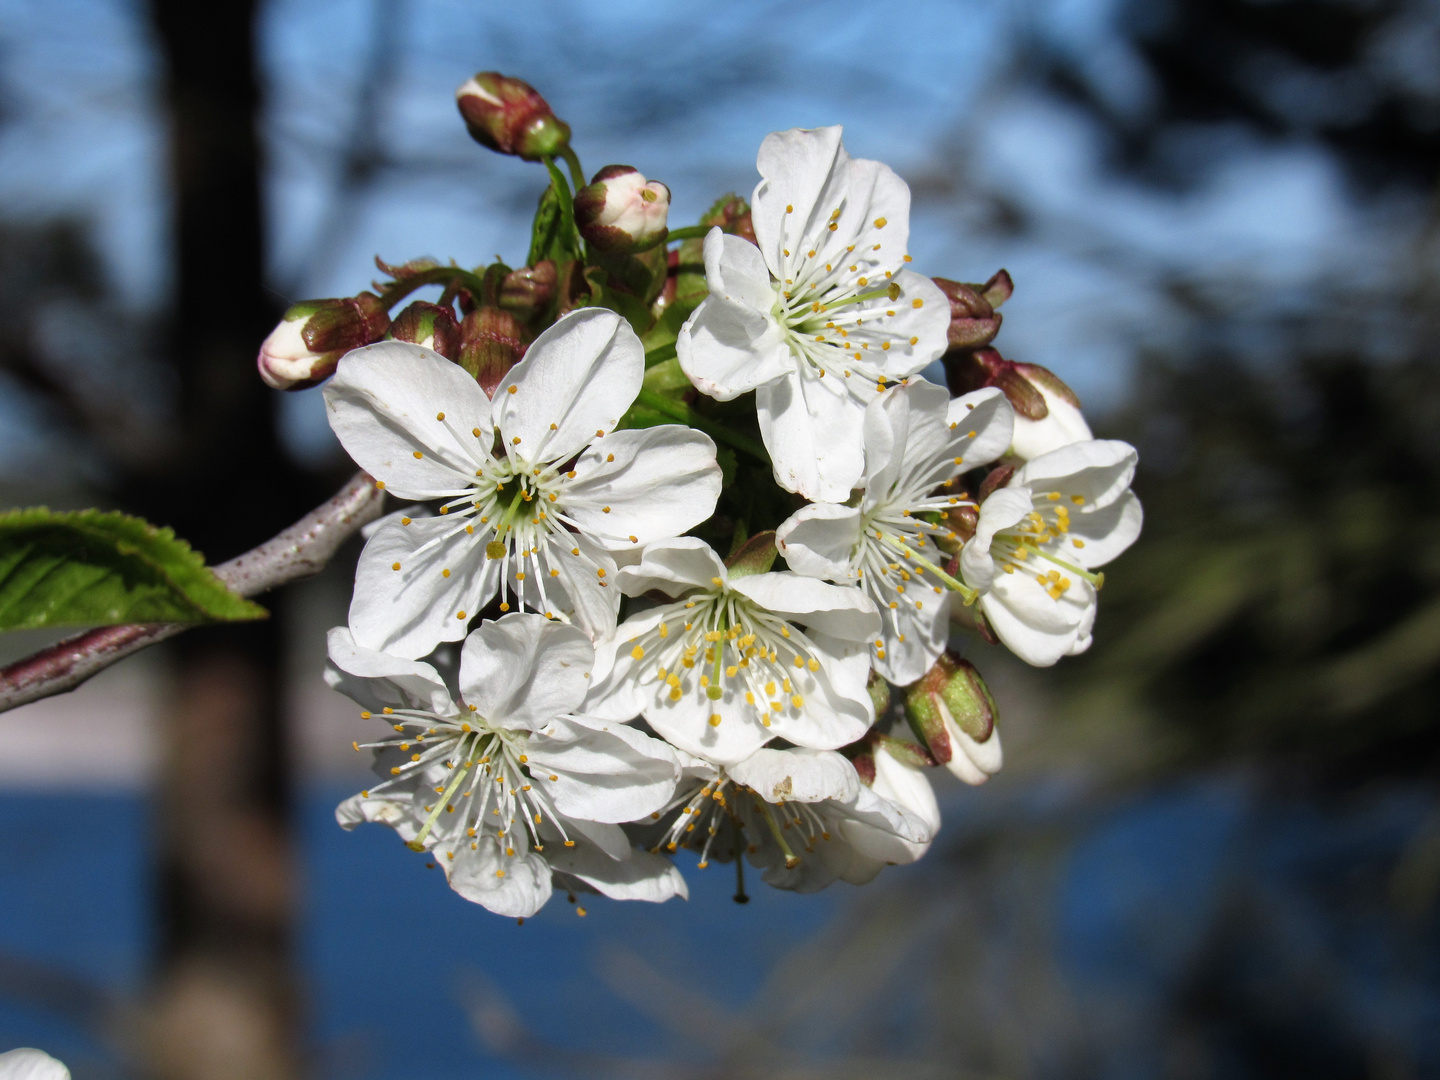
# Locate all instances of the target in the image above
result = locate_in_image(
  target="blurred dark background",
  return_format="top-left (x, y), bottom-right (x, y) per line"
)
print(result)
top-left (0, 0), bottom-right (1437, 1077)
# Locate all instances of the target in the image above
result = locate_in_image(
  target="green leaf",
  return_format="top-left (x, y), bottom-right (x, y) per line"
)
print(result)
top-left (526, 182), bottom-right (581, 268)
top-left (0, 508), bottom-right (268, 631)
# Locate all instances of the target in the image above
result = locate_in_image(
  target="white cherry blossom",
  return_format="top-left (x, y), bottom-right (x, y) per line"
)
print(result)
top-left (0, 1050), bottom-right (69, 1080)
top-left (329, 613), bottom-right (685, 918)
top-left (777, 383), bottom-right (1013, 685)
top-left (960, 440), bottom-right (1143, 667)
top-left (636, 745), bottom-right (936, 893)
top-left (325, 307), bottom-right (723, 659)
top-left (676, 126), bottom-right (950, 501)
top-left (585, 537), bottom-right (880, 766)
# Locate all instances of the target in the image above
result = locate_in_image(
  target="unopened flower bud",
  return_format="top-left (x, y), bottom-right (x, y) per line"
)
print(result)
top-left (933, 277), bottom-right (1002, 350)
top-left (498, 260), bottom-right (557, 323)
top-left (698, 193), bottom-right (756, 245)
top-left (866, 670), bottom-right (892, 720)
top-left (847, 734), bottom-right (940, 863)
top-left (904, 654), bottom-right (1002, 786)
top-left (574, 166), bottom-right (671, 254)
top-left (257, 293), bottom-right (390, 390)
top-left (455, 72), bottom-right (571, 161)
top-left (390, 301), bottom-right (460, 359)
top-left (458, 307), bottom-right (528, 397)
top-left (945, 347), bottom-right (1090, 461)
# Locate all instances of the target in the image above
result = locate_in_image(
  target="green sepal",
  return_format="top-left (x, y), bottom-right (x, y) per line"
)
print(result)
top-left (581, 265), bottom-right (653, 337)
top-left (526, 180), bottom-right (581, 268)
top-left (0, 508), bottom-right (268, 631)
top-left (724, 531), bottom-right (777, 578)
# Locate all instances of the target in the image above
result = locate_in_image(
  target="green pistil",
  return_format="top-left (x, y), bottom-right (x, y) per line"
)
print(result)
top-left (408, 747), bottom-right (474, 851)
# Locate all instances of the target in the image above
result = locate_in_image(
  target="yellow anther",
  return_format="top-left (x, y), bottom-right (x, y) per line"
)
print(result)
top-left (631, 645), bottom-right (645, 660)
top-left (791, 695), bottom-right (804, 708)
top-left (412, 451), bottom-right (423, 459)
top-left (708, 714), bottom-right (722, 727)
top-left (874, 217), bottom-right (887, 228)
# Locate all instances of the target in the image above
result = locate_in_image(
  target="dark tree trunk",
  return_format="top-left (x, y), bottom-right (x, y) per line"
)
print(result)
top-left (143, 2), bottom-right (319, 1076)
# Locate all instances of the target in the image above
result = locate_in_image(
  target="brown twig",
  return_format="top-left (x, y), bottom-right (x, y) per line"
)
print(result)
top-left (0, 470), bottom-right (386, 714)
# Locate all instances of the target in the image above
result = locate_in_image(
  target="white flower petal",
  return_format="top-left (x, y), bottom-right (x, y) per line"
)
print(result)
top-left (614, 536), bottom-right (727, 597)
top-left (1010, 386), bottom-right (1092, 461)
top-left (729, 572), bottom-right (880, 642)
top-left (512, 532), bottom-right (618, 640)
top-left (847, 271), bottom-right (951, 375)
top-left (494, 308), bottom-right (643, 465)
top-left (776, 502), bottom-right (862, 580)
top-left (324, 341), bottom-right (492, 500)
top-left (942, 704), bottom-right (1003, 783)
top-left (764, 632), bottom-right (873, 751)
top-left (959, 488), bottom-right (1033, 591)
top-left (979, 578), bottom-right (1091, 667)
top-left (565, 426), bottom-right (722, 548)
top-left (703, 227), bottom-right (775, 314)
top-left (548, 843), bottom-right (689, 903)
top-left (751, 125), bottom-right (849, 270)
top-left (0, 1049), bottom-right (70, 1080)
top-left (1012, 439), bottom-right (1138, 512)
top-left (445, 840), bottom-right (552, 917)
top-left (677, 293), bottom-right (790, 400)
top-left (528, 715), bottom-right (680, 823)
top-left (643, 679), bottom-right (772, 766)
top-left (349, 517), bottom-right (498, 659)
top-left (756, 366), bottom-right (866, 501)
top-left (1067, 490), bottom-right (1143, 568)
top-left (323, 626), bottom-right (452, 715)
top-left (872, 590), bottom-right (951, 686)
top-left (944, 387), bottom-right (1014, 474)
top-left (727, 747), bottom-right (859, 804)
top-left (458, 613), bottom-right (593, 729)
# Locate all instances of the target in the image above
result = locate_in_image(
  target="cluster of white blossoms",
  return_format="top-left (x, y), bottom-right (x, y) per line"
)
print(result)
top-left (274, 74), bottom-right (1142, 918)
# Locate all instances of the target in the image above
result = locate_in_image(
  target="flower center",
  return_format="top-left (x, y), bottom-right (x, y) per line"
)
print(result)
top-left (354, 705), bottom-right (575, 867)
top-left (650, 773), bottom-right (834, 871)
top-left (990, 491), bottom-right (1104, 599)
top-left (626, 586), bottom-right (827, 730)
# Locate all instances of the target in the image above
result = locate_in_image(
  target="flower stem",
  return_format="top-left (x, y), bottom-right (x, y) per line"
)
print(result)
top-left (665, 224), bottom-right (715, 243)
top-left (560, 146), bottom-right (585, 193)
top-left (644, 342), bottom-right (677, 368)
top-left (540, 155), bottom-right (579, 251)
top-left (633, 388), bottom-right (769, 464)
top-left (378, 265), bottom-right (491, 308)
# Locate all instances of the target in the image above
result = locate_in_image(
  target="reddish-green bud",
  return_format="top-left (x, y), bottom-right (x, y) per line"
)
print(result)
top-left (903, 653), bottom-right (1002, 786)
top-left (866, 670), bottom-right (892, 720)
top-left (390, 301), bottom-right (459, 359)
top-left (458, 307), bottom-right (528, 397)
top-left (724, 531), bottom-right (778, 578)
top-left (499, 260), bottom-right (557, 323)
top-left (944, 343), bottom-right (1090, 460)
top-left (257, 293), bottom-right (389, 390)
top-left (455, 72), bottom-right (571, 161)
top-left (933, 277), bottom-right (1003, 350)
top-left (574, 165), bottom-right (671, 254)
top-left (698, 193), bottom-right (756, 245)
top-left (300, 292), bottom-right (390, 353)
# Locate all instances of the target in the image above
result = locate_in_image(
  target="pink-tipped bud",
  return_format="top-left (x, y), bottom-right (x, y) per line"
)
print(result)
top-left (257, 293), bottom-right (389, 390)
top-left (904, 654), bottom-right (1002, 786)
top-left (455, 72), bottom-right (570, 162)
top-left (498, 260), bottom-right (557, 323)
top-left (390, 301), bottom-right (460, 359)
top-left (458, 307), bottom-right (528, 397)
top-left (574, 166), bottom-right (671, 254)
top-left (945, 347), bottom-right (1090, 460)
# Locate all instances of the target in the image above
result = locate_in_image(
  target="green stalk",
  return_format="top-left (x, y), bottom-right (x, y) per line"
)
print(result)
top-left (665, 224), bottom-right (716, 243)
top-left (560, 146), bottom-right (586, 193)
